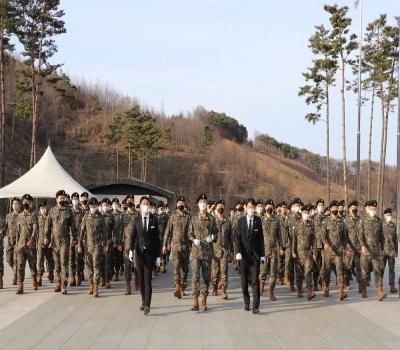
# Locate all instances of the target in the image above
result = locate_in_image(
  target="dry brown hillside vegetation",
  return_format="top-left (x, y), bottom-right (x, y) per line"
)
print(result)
top-left (4, 57), bottom-right (395, 208)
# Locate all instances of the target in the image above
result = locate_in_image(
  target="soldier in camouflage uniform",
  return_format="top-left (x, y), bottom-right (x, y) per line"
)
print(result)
top-left (121, 194), bottom-right (138, 295)
top-left (211, 199), bottom-right (233, 300)
top-left (312, 199), bottom-right (325, 291)
top-left (78, 197), bottom-right (107, 297)
top-left (163, 196), bottom-right (191, 298)
top-left (338, 200), bottom-right (346, 219)
top-left (292, 205), bottom-right (316, 300)
top-left (231, 201), bottom-right (244, 272)
top-left (382, 208), bottom-right (398, 294)
top-left (343, 200), bottom-right (361, 292)
top-left (45, 190), bottom-right (77, 294)
top-left (0, 216), bottom-right (5, 289)
top-left (157, 201), bottom-right (169, 273)
top-left (6, 197), bottom-right (20, 285)
top-left (276, 201), bottom-right (288, 286)
top-left (357, 200), bottom-right (387, 300)
top-left (259, 199), bottom-right (281, 301)
top-left (78, 192), bottom-right (90, 281)
top-left (321, 200), bottom-right (348, 300)
top-left (189, 194), bottom-right (218, 311)
top-left (111, 198), bottom-right (123, 281)
top-left (16, 194), bottom-right (38, 294)
top-left (37, 199), bottom-right (54, 286)
top-left (70, 193), bottom-right (84, 285)
top-left (285, 198), bottom-right (303, 291)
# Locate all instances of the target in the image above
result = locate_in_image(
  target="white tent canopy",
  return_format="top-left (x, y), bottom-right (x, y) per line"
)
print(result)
top-left (0, 146), bottom-right (92, 198)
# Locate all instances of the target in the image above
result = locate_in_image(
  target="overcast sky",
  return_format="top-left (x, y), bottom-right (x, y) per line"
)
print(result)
top-left (55, 0), bottom-right (399, 163)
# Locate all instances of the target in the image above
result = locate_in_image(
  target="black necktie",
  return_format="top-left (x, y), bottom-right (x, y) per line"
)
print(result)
top-left (144, 217), bottom-right (147, 233)
top-left (248, 218), bottom-right (252, 235)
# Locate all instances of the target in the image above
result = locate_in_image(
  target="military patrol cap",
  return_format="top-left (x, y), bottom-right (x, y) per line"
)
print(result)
top-left (329, 200), bottom-right (339, 208)
top-left (383, 208), bottom-right (392, 214)
top-left (196, 193), bottom-right (207, 203)
top-left (265, 199), bottom-right (275, 206)
top-left (39, 199), bottom-right (47, 207)
top-left (256, 199), bottom-right (264, 206)
top-left (157, 201), bottom-right (165, 208)
top-left (338, 200), bottom-right (345, 207)
top-left (56, 190), bottom-right (66, 198)
top-left (176, 196), bottom-right (185, 203)
top-left (348, 200), bottom-right (359, 208)
top-left (365, 200), bottom-right (377, 207)
top-left (126, 194), bottom-right (134, 200)
top-left (315, 199), bottom-right (324, 206)
top-left (12, 197), bottom-right (20, 203)
top-left (88, 198), bottom-right (98, 205)
top-left (71, 192), bottom-right (79, 199)
top-left (292, 197), bottom-right (303, 206)
top-left (102, 198), bottom-right (111, 205)
top-left (80, 192), bottom-right (89, 198)
top-left (112, 198), bottom-right (119, 204)
top-left (301, 204), bottom-right (311, 212)
top-left (22, 194), bottom-right (33, 201)
top-left (216, 199), bottom-right (225, 205)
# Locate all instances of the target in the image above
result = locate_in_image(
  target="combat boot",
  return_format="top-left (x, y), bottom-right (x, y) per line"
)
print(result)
top-left (200, 294), bottom-right (208, 311)
top-left (259, 281), bottom-right (265, 296)
top-left (0, 272), bottom-right (3, 289)
top-left (32, 277), bottom-right (38, 291)
top-left (114, 271), bottom-right (119, 281)
top-left (54, 281), bottom-right (62, 292)
top-left (12, 271), bottom-right (17, 285)
top-left (297, 287), bottom-right (303, 298)
top-left (289, 280), bottom-right (296, 292)
top-left (16, 282), bottom-right (23, 294)
top-left (307, 287), bottom-right (315, 300)
top-left (100, 279), bottom-right (106, 287)
top-left (285, 274), bottom-right (290, 287)
top-left (212, 283), bottom-right (218, 296)
top-left (93, 283), bottom-right (99, 298)
top-left (37, 274), bottom-right (42, 287)
top-left (69, 277), bottom-right (76, 287)
top-left (76, 273), bottom-right (81, 286)
top-left (180, 283), bottom-right (186, 297)
top-left (360, 283), bottom-right (367, 298)
top-left (358, 282), bottom-right (362, 294)
top-left (48, 271), bottom-right (54, 283)
top-left (88, 282), bottom-right (94, 295)
top-left (191, 294), bottom-right (199, 311)
top-left (377, 286), bottom-right (387, 301)
top-left (105, 277), bottom-right (111, 289)
top-left (389, 283), bottom-right (398, 294)
top-left (221, 286), bottom-right (228, 300)
top-left (124, 281), bottom-right (131, 295)
top-left (278, 276), bottom-right (284, 285)
top-left (339, 287), bottom-right (347, 301)
top-left (269, 284), bottom-right (276, 301)
top-left (61, 282), bottom-right (67, 295)
top-left (323, 282), bottom-right (329, 297)
top-left (174, 282), bottom-right (182, 299)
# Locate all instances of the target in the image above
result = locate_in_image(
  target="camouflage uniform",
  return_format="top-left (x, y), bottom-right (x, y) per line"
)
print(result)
top-left (382, 220), bottom-right (397, 286)
top-left (157, 212), bottom-right (169, 271)
top-left (0, 218), bottom-right (5, 279)
top-left (45, 206), bottom-right (76, 287)
top-left (112, 210), bottom-right (124, 279)
top-left (293, 219), bottom-right (316, 291)
top-left (357, 215), bottom-right (385, 288)
top-left (312, 213), bottom-right (325, 287)
top-left (285, 212), bottom-right (301, 286)
top-left (211, 216), bottom-right (232, 290)
top-left (79, 211), bottom-right (107, 285)
top-left (277, 213), bottom-right (288, 281)
top-left (259, 215), bottom-right (280, 290)
top-left (321, 216), bottom-right (347, 289)
top-left (5, 211), bottom-right (19, 283)
top-left (344, 215), bottom-right (361, 286)
top-left (102, 212), bottom-right (121, 284)
top-left (230, 211), bottom-right (243, 271)
top-left (16, 211), bottom-right (38, 283)
top-left (163, 210), bottom-right (191, 289)
top-left (37, 211), bottom-right (54, 279)
top-left (121, 210), bottom-right (137, 283)
top-left (71, 208), bottom-right (84, 282)
top-left (189, 212), bottom-right (218, 296)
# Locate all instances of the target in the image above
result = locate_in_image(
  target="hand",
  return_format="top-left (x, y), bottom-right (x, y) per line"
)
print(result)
top-left (167, 244), bottom-right (171, 252)
top-left (260, 256), bottom-right (266, 264)
top-left (361, 246), bottom-right (368, 256)
top-left (235, 253), bottom-right (242, 261)
top-left (324, 243), bottom-right (329, 251)
top-left (279, 249), bottom-right (284, 256)
top-left (77, 246), bottom-right (82, 253)
top-left (156, 257), bottom-right (161, 267)
top-left (44, 238), bottom-right (49, 246)
top-left (118, 245), bottom-right (123, 252)
top-left (71, 240), bottom-right (77, 246)
top-left (193, 239), bottom-right (201, 246)
top-left (344, 249), bottom-right (349, 257)
top-left (205, 235), bottom-right (213, 243)
top-left (162, 246), bottom-right (167, 255)
top-left (129, 250), bottom-right (134, 262)
top-left (313, 254), bottom-right (317, 261)
top-left (27, 240), bottom-right (33, 249)
top-left (380, 249), bottom-right (384, 257)
top-left (292, 252), bottom-right (297, 259)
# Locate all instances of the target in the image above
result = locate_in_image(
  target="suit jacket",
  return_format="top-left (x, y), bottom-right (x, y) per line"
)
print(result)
top-left (130, 214), bottom-right (161, 258)
top-left (235, 215), bottom-right (264, 263)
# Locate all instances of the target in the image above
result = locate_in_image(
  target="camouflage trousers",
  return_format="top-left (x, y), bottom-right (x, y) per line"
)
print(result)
top-left (76, 249), bottom-right (85, 276)
top-left (322, 250), bottom-right (344, 288)
top-left (259, 251), bottom-right (277, 287)
top-left (17, 246), bottom-right (37, 283)
top-left (69, 245), bottom-right (76, 281)
top-left (211, 252), bottom-right (229, 288)
top-left (383, 255), bottom-right (395, 285)
top-left (113, 247), bottom-right (123, 275)
top-left (312, 248), bottom-right (323, 284)
top-left (294, 255), bottom-right (313, 289)
top-left (360, 254), bottom-right (384, 287)
top-left (172, 248), bottom-right (189, 287)
top-left (344, 250), bottom-right (361, 285)
top-left (278, 251), bottom-right (285, 278)
top-left (191, 255), bottom-right (211, 296)
top-left (37, 245), bottom-right (54, 275)
top-left (53, 244), bottom-right (69, 285)
top-left (100, 242), bottom-right (114, 282)
top-left (124, 250), bottom-right (134, 282)
top-left (87, 246), bottom-right (103, 284)
top-left (284, 247), bottom-right (295, 281)
top-left (0, 243), bottom-right (3, 274)
top-left (6, 245), bottom-right (17, 278)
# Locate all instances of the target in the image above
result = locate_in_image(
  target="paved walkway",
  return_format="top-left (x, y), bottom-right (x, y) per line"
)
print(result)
top-left (0, 260), bottom-right (399, 350)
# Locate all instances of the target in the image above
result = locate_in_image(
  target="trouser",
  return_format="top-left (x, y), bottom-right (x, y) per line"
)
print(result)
top-left (17, 246), bottom-right (37, 283)
top-left (191, 255), bottom-right (211, 296)
top-left (99, 249), bottom-right (106, 283)
top-left (383, 255), bottom-right (395, 285)
top-left (278, 250), bottom-right (285, 278)
top-left (87, 246), bottom-right (102, 284)
top-left (0, 243), bottom-right (3, 274)
top-left (105, 242), bottom-right (114, 281)
top-left (322, 250), bottom-right (344, 288)
top-left (312, 248), bottom-right (323, 284)
top-left (76, 248), bottom-right (85, 277)
top-left (135, 251), bottom-right (154, 308)
top-left (124, 250), bottom-right (133, 282)
top-left (361, 254), bottom-right (384, 287)
top-left (240, 259), bottom-right (260, 309)
top-left (172, 248), bottom-right (189, 287)
top-left (259, 252), bottom-right (277, 288)
top-left (69, 245), bottom-right (76, 280)
top-left (285, 246), bottom-right (294, 281)
top-left (37, 245), bottom-right (54, 275)
top-left (211, 251), bottom-right (229, 288)
top-left (53, 244), bottom-right (69, 285)
top-left (344, 250), bottom-right (361, 284)
top-left (113, 247), bottom-right (123, 275)
top-left (294, 256), bottom-right (313, 289)
top-left (6, 245), bottom-right (17, 277)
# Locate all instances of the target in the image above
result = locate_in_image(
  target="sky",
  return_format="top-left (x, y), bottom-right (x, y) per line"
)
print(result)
top-left (54, 0), bottom-right (399, 163)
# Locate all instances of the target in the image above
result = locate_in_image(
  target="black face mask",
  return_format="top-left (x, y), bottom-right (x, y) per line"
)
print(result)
top-left (177, 205), bottom-right (185, 211)
top-left (331, 210), bottom-right (338, 216)
top-left (127, 202), bottom-right (134, 208)
top-left (351, 209), bottom-right (358, 216)
top-left (58, 200), bottom-right (67, 207)
top-left (237, 207), bottom-right (244, 212)
top-left (218, 207), bottom-right (224, 214)
top-left (82, 200), bottom-right (88, 206)
top-left (22, 203), bottom-right (30, 210)
top-left (339, 210), bottom-right (344, 215)
top-left (266, 208), bottom-right (273, 215)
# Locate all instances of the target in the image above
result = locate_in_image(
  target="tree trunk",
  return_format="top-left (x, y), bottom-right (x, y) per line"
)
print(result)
top-left (326, 82), bottom-right (331, 203)
top-left (367, 86), bottom-right (375, 199)
top-left (0, 25), bottom-right (5, 187)
top-left (376, 83), bottom-right (385, 207)
top-left (30, 68), bottom-right (37, 169)
top-left (116, 146), bottom-right (119, 179)
top-left (340, 56), bottom-right (348, 205)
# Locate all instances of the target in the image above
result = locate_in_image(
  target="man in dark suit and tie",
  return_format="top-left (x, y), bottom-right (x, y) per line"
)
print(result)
top-left (235, 198), bottom-right (265, 314)
top-left (129, 196), bottom-right (161, 315)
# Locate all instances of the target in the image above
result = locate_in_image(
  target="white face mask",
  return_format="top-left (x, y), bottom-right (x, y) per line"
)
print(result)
top-left (141, 205), bottom-right (149, 214)
top-left (102, 205), bottom-right (110, 212)
top-left (302, 214), bottom-right (310, 221)
top-left (12, 203), bottom-right (20, 212)
top-left (90, 207), bottom-right (97, 214)
top-left (112, 204), bottom-right (119, 211)
top-left (385, 215), bottom-right (392, 223)
top-left (368, 209), bottom-right (377, 217)
top-left (317, 206), bottom-right (324, 213)
top-left (247, 208), bottom-right (255, 217)
top-left (198, 203), bottom-right (207, 211)
top-left (256, 207), bottom-right (264, 216)
top-left (293, 206), bottom-right (301, 213)
top-left (72, 199), bottom-right (79, 206)
top-left (150, 208), bottom-right (156, 215)
top-left (40, 208), bottom-right (47, 215)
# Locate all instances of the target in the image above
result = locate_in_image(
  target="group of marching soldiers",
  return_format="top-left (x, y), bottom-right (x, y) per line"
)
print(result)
top-left (0, 190), bottom-right (398, 313)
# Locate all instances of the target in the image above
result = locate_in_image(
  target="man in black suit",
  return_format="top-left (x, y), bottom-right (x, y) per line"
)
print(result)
top-left (235, 198), bottom-right (265, 314)
top-left (129, 196), bottom-right (161, 315)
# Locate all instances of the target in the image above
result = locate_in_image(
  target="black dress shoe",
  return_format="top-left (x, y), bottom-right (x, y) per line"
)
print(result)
top-left (252, 308), bottom-right (259, 314)
top-left (244, 305), bottom-right (250, 311)
top-left (140, 305), bottom-right (145, 311)
top-left (144, 306), bottom-right (150, 315)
